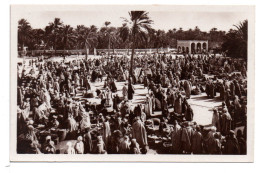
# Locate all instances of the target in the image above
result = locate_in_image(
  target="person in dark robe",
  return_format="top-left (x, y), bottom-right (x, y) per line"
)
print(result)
top-left (171, 120), bottom-right (182, 154)
top-left (161, 96), bottom-right (168, 118)
top-left (182, 97), bottom-right (188, 117)
top-left (134, 104), bottom-right (142, 118)
top-left (143, 75), bottom-right (148, 89)
top-left (110, 79), bottom-right (117, 93)
top-left (132, 117), bottom-right (148, 148)
top-left (84, 77), bottom-right (91, 91)
top-left (185, 105), bottom-right (194, 121)
top-left (120, 101), bottom-right (130, 117)
top-left (209, 82), bottom-right (215, 98)
top-left (91, 70), bottom-right (97, 82)
top-left (113, 94), bottom-right (120, 111)
top-left (221, 108), bottom-right (232, 136)
top-left (181, 122), bottom-right (194, 154)
top-left (128, 80), bottom-right (135, 100)
top-left (234, 80), bottom-right (242, 98)
top-left (229, 81), bottom-right (235, 98)
top-left (208, 132), bottom-right (222, 154)
top-left (174, 94), bottom-right (182, 115)
top-left (167, 88), bottom-right (175, 107)
top-left (224, 130), bottom-right (240, 154)
top-left (236, 129), bottom-right (246, 154)
top-left (205, 81), bottom-right (210, 98)
top-left (240, 100), bottom-right (247, 122)
top-left (220, 82), bottom-right (225, 100)
top-left (191, 126), bottom-right (203, 154)
top-left (95, 59), bottom-right (100, 66)
top-left (183, 80), bottom-right (191, 99)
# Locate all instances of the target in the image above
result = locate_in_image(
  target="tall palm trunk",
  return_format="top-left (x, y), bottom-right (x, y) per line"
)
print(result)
top-left (85, 42), bottom-right (88, 60)
top-left (129, 34), bottom-right (135, 80)
top-left (108, 35), bottom-right (111, 57)
top-left (130, 44), bottom-right (135, 76)
top-left (63, 47), bottom-right (66, 56)
top-left (54, 35), bottom-right (57, 55)
top-left (63, 39), bottom-right (66, 56)
top-left (128, 34), bottom-right (135, 97)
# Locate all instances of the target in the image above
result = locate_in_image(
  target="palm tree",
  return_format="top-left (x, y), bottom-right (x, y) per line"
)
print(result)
top-left (120, 11), bottom-right (153, 77)
top-left (234, 20), bottom-right (248, 59)
top-left (31, 28), bottom-right (45, 50)
top-left (154, 29), bottom-right (168, 52)
top-left (107, 27), bottom-right (120, 53)
top-left (75, 25), bottom-right (85, 51)
top-left (104, 21), bottom-right (112, 56)
top-left (43, 25), bottom-right (53, 52)
top-left (18, 19), bottom-right (32, 52)
top-left (234, 20), bottom-right (248, 43)
top-left (60, 25), bottom-right (75, 54)
top-left (77, 25), bottom-right (98, 59)
top-left (210, 27), bottom-right (218, 32)
top-left (222, 20), bottom-right (248, 59)
top-left (48, 18), bottom-right (63, 54)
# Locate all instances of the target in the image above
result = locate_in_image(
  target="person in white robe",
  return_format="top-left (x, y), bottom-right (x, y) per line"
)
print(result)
top-left (64, 141), bottom-right (75, 154)
top-left (144, 95), bottom-right (153, 117)
top-left (80, 112), bottom-right (91, 131)
top-left (122, 83), bottom-right (128, 100)
top-left (67, 113), bottom-right (78, 132)
top-left (75, 136), bottom-right (84, 154)
top-left (102, 117), bottom-right (111, 147)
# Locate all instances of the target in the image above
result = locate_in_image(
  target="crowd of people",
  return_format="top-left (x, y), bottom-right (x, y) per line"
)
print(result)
top-left (17, 52), bottom-right (247, 155)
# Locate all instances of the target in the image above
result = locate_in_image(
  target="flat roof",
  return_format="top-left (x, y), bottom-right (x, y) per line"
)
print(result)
top-left (177, 40), bottom-right (208, 42)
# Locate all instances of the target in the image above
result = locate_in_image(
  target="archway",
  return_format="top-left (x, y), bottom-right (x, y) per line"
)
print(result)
top-left (197, 43), bottom-right (201, 53)
top-left (178, 46), bottom-right (181, 53)
top-left (203, 43), bottom-right (207, 53)
top-left (191, 43), bottom-right (195, 54)
top-left (186, 47), bottom-right (189, 53)
top-left (202, 42), bottom-right (207, 50)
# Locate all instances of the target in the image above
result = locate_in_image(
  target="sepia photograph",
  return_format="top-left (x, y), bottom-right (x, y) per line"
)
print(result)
top-left (10, 5), bottom-right (255, 162)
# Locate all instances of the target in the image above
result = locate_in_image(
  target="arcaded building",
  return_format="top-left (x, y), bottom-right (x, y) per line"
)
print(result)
top-left (177, 40), bottom-right (208, 54)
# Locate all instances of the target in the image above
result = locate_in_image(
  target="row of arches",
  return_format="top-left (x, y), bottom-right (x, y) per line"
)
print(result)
top-left (178, 42), bottom-right (207, 54)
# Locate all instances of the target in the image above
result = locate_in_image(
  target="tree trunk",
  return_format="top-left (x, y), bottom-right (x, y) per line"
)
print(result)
top-left (85, 42), bottom-right (88, 60)
top-left (129, 35), bottom-right (135, 80)
top-left (128, 35), bottom-right (135, 98)
top-left (21, 42), bottom-right (24, 52)
top-left (108, 35), bottom-right (110, 57)
top-left (130, 46), bottom-right (135, 76)
top-left (112, 43), bottom-right (115, 54)
top-left (21, 42), bottom-right (24, 58)
top-left (54, 35), bottom-right (57, 56)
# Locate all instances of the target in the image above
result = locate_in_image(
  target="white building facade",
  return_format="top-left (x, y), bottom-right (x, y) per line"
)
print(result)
top-left (177, 40), bottom-right (208, 54)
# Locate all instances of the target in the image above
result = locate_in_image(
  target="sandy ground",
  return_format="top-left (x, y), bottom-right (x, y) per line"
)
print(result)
top-left (87, 78), bottom-right (221, 126)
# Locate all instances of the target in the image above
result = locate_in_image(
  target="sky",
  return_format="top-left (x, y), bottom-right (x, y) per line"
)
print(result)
top-left (13, 5), bottom-right (251, 32)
